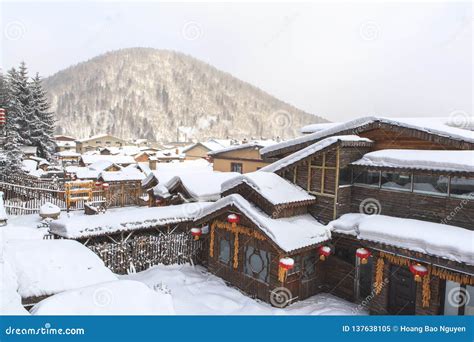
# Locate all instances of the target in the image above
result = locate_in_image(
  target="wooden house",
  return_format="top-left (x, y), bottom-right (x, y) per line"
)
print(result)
top-left (255, 116), bottom-right (474, 314)
top-left (193, 173), bottom-right (330, 304)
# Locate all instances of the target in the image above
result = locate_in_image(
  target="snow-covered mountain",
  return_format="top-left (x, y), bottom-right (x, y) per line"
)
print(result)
top-left (44, 48), bottom-right (326, 141)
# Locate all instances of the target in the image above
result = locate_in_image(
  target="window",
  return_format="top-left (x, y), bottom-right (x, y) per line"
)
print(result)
top-left (381, 172), bottom-right (411, 191)
top-left (443, 282), bottom-right (474, 315)
top-left (339, 167), bottom-right (352, 186)
top-left (413, 175), bottom-right (448, 196)
top-left (353, 170), bottom-right (380, 187)
top-left (334, 246), bottom-right (355, 265)
top-left (231, 162), bottom-right (243, 174)
top-left (302, 254), bottom-right (317, 280)
top-left (450, 176), bottom-right (474, 198)
top-left (218, 238), bottom-right (232, 265)
top-left (244, 246), bottom-right (270, 283)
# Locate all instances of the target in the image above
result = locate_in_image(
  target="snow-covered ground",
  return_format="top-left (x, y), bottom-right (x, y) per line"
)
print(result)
top-left (1, 208), bottom-right (365, 316)
top-left (122, 264), bottom-right (366, 315)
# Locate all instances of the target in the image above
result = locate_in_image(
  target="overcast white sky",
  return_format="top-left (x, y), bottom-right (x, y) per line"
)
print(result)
top-left (0, 1), bottom-right (471, 121)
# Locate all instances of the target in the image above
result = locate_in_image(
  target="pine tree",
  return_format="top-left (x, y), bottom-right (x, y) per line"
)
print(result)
top-left (30, 73), bottom-right (56, 160)
top-left (6, 65), bottom-right (30, 146)
top-left (2, 68), bottom-right (24, 173)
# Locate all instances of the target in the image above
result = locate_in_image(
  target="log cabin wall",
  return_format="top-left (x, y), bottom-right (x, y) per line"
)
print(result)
top-left (206, 213), bottom-right (281, 303)
top-left (278, 144), bottom-right (372, 224)
top-left (222, 183), bottom-right (279, 218)
top-left (350, 186), bottom-right (474, 229)
top-left (368, 252), bottom-right (444, 315)
top-left (203, 210), bottom-right (328, 304)
top-left (320, 237), bottom-right (361, 302)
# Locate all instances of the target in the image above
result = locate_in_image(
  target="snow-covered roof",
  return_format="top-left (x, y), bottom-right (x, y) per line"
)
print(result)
top-left (208, 140), bottom-right (277, 156)
top-left (152, 184), bottom-right (171, 198)
top-left (49, 204), bottom-right (212, 239)
top-left (195, 194), bottom-right (330, 253)
top-left (164, 172), bottom-right (240, 201)
top-left (99, 167), bottom-right (145, 182)
top-left (221, 172), bottom-right (315, 206)
top-left (21, 159), bottom-right (37, 173)
top-left (351, 149), bottom-right (474, 173)
top-left (73, 167), bottom-right (100, 179)
top-left (151, 159), bottom-right (213, 184)
top-left (329, 213), bottom-right (474, 265)
top-left (56, 151), bottom-right (81, 157)
top-left (261, 135), bottom-right (372, 173)
top-left (77, 134), bottom-right (124, 142)
top-left (4, 240), bottom-right (117, 298)
top-left (30, 280), bottom-right (175, 315)
top-left (89, 160), bottom-right (117, 171)
top-left (80, 155), bottom-right (136, 165)
top-left (264, 116), bottom-right (474, 156)
top-left (182, 140), bottom-right (226, 153)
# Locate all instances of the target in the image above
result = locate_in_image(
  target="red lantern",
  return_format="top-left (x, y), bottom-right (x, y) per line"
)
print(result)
top-left (318, 245), bottom-right (331, 261)
top-left (0, 108), bottom-right (5, 125)
top-left (278, 257), bottom-right (294, 282)
top-left (356, 248), bottom-right (371, 264)
top-left (227, 213), bottom-right (240, 224)
top-left (95, 181), bottom-right (102, 187)
top-left (409, 263), bottom-right (428, 282)
top-left (279, 257), bottom-right (294, 270)
top-left (102, 183), bottom-right (110, 190)
top-left (191, 227), bottom-right (202, 240)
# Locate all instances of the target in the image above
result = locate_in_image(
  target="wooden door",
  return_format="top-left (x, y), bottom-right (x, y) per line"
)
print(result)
top-left (388, 265), bottom-right (416, 315)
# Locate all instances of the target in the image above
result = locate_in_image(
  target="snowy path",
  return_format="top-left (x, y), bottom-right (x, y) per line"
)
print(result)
top-left (122, 264), bottom-right (367, 315)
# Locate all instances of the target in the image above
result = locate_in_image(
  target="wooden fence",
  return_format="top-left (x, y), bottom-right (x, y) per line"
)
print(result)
top-left (0, 178), bottom-right (146, 216)
top-left (84, 227), bottom-right (205, 274)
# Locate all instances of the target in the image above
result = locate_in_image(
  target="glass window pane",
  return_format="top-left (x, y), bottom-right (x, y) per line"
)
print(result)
top-left (413, 175), bottom-right (448, 196)
top-left (302, 255), bottom-right (316, 280)
top-left (465, 285), bottom-right (474, 315)
top-left (353, 170), bottom-right (380, 187)
top-left (444, 281), bottom-right (461, 315)
top-left (218, 238), bottom-right (231, 265)
top-left (244, 246), bottom-right (269, 283)
top-left (381, 172), bottom-right (411, 191)
top-left (450, 177), bottom-right (474, 198)
top-left (339, 167), bottom-right (352, 186)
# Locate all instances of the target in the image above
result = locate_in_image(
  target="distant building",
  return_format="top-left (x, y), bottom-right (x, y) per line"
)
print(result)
top-left (76, 134), bottom-right (126, 154)
top-left (54, 135), bottom-right (77, 152)
top-left (182, 140), bottom-right (228, 160)
top-left (208, 140), bottom-right (277, 174)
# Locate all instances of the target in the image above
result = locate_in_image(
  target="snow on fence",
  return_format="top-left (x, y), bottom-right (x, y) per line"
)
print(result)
top-left (0, 178), bottom-right (146, 216)
top-left (86, 230), bottom-right (205, 274)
